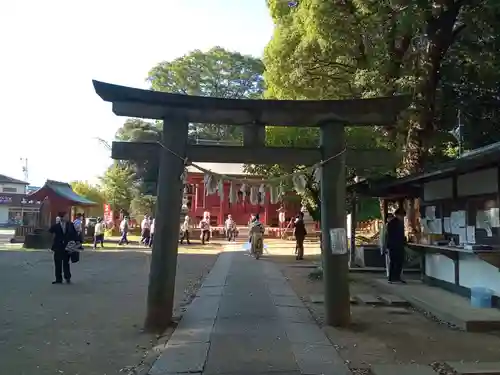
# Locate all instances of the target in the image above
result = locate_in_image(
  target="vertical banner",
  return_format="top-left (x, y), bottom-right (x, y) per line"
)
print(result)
top-left (103, 204), bottom-right (113, 225)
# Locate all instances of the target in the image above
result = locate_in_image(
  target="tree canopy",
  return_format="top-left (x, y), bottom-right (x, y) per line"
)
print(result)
top-left (70, 181), bottom-right (106, 217)
top-left (99, 164), bottom-right (135, 214)
top-left (147, 46), bottom-right (265, 141)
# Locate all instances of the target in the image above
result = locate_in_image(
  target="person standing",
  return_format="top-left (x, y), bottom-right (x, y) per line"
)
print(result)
top-left (48, 212), bottom-right (77, 284)
top-left (149, 217), bottom-right (155, 247)
top-left (73, 213), bottom-right (84, 244)
top-left (180, 215), bottom-right (191, 245)
top-left (93, 217), bottom-right (105, 249)
top-left (386, 208), bottom-right (407, 283)
top-left (118, 216), bottom-right (130, 245)
top-left (199, 214), bottom-right (210, 245)
top-left (141, 215), bottom-right (151, 246)
top-left (294, 212), bottom-right (307, 260)
top-left (225, 214), bottom-right (236, 242)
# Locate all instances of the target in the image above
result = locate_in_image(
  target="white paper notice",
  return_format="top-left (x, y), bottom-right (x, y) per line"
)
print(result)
top-left (450, 210), bottom-right (467, 235)
top-left (487, 208), bottom-right (500, 228)
top-left (443, 217), bottom-right (451, 233)
top-left (433, 219), bottom-right (442, 234)
top-left (425, 206), bottom-right (436, 220)
top-left (466, 226), bottom-right (476, 244)
top-left (329, 228), bottom-right (348, 255)
top-left (476, 211), bottom-right (493, 236)
top-left (457, 227), bottom-right (467, 245)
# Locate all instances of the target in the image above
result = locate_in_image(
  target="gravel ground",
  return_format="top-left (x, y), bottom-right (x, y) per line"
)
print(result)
top-left (265, 251), bottom-right (500, 371)
top-left (0, 247), bottom-right (218, 375)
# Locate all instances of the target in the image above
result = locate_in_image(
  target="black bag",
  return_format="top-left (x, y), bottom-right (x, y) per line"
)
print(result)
top-left (70, 251), bottom-right (80, 263)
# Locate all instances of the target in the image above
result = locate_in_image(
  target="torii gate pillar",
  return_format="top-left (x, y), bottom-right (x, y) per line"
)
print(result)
top-left (320, 123), bottom-right (350, 326)
top-left (144, 116), bottom-right (188, 333)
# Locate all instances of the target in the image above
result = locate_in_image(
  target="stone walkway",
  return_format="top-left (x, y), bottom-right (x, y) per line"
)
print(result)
top-left (149, 249), bottom-right (350, 375)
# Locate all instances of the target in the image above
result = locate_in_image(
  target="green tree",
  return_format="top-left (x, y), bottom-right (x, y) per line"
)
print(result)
top-left (147, 46), bottom-right (265, 141)
top-left (115, 119), bottom-right (162, 195)
top-left (130, 194), bottom-right (157, 218)
top-left (99, 164), bottom-right (135, 213)
top-left (70, 181), bottom-right (106, 217)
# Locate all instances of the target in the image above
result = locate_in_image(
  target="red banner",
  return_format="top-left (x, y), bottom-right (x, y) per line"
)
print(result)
top-left (103, 204), bottom-right (113, 224)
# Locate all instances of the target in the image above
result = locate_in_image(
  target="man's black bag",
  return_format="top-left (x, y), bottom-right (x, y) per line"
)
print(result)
top-left (69, 251), bottom-right (80, 263)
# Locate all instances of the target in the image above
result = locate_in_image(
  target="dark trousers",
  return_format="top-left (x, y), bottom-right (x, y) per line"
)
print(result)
top-left (53, 250), bottom-right (71, 281)
top-left (201, 230), bottom-right (210, 244)
top-left (94, 234), bottom-right (104, 248)
top-left (149, 233), bottom-right (154, 247)
top-left (119, 231), bottom-right (129, 245)
top-left (180, 230), bottom-right (190, 244)
top-left (295, 236), bottom-right (305, 260)
top-left (388, 248), bottom-right (404, 281)
top-left (141, 229), bottom-right (151, 245)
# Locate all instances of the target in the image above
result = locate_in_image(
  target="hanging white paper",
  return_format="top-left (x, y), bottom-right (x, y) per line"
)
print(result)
top-left (269, 185), bottom-right (279, 204)
top-left (229, 182), bottom-right (237, 204)
top-left (217, 179), bottom-right (224, 203)
top-left (249, 186), bottom-right (259, 205)
top-left (329, 228), bottom-right (347, 255)
top-left (240, 184), bottom-right (247, 200)
top-left (292, 174), bottom-right (307, 194)
top-left (259, 184), bottom-right (266, 206)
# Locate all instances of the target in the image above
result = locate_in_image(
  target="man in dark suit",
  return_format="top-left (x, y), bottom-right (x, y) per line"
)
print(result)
top-left (49, 211), bottom-right (77, 284)
top-left (294, 212), bottom-right (307, 261)
top-left (386, 208), bottom-right (407, 283)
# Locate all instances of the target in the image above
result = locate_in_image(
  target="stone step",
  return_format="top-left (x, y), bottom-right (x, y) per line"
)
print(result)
top-left (371, 364), bottom-right (437, 375)
top-left (379, 293), bottom-right (410, 307)
top-left (446, 361), bottom-right (500, 375)
top-left (354, 294), bottom-right (385, 306)
top-left (309, 294), bottom-right (358, 304)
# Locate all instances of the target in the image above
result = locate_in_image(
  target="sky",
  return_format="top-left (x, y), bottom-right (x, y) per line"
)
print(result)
top-left (0, 0), bottom-right (275, 186)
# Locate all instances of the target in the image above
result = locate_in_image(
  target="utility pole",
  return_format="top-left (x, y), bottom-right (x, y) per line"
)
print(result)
top-left (20, 158), bottom-right (29, 182)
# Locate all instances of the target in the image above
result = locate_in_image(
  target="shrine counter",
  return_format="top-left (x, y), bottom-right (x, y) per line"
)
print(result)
top-left (406, 243), bottom-right (500, 300)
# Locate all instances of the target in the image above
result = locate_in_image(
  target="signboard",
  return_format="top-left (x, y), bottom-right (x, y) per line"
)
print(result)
top-left (0, 196), bottom-right (13, 204)
top-left (103, 204), bottom-right (113, 224)
top-left (329, 228), bottom-right (347, 255)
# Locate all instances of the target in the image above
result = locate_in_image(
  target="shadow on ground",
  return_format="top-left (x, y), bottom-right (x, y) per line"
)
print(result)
top-left (0, 248), bottom-right (219, 375)
top-left (266, 251), bottom-right (500, 368)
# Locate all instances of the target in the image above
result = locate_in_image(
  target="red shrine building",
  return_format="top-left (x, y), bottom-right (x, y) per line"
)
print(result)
top-left (184, 163), bottom-right (301, 226)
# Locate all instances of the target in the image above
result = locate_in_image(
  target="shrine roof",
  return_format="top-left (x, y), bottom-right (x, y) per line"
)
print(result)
top-left (29, 180), bottom-right (97, 206)
top-left (186, 163), bottom-right (247, 176)
top-left (93, 80), bottom-right (411, 126)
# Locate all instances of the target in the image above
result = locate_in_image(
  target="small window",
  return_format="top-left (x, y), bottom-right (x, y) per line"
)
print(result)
top-left (2, 187), bottom-right (17, 193)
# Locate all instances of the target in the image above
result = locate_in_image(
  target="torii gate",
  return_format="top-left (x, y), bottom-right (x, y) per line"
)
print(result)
top-left (93, 80), bottom-right (409, 333)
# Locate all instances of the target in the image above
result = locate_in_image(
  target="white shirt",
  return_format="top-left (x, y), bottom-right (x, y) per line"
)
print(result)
top-left (150, 219), bottom-right (155, 233)
top-left (141, 219), bottom-right (151, 230)
top-left (95, 222), bottom-right (105, 235)
top-left (181, 217), bottom-right (191, 232)
top-left (199, 219), bottom-right (210, 231)
top-left (120, 220), bottom-right (128, 231)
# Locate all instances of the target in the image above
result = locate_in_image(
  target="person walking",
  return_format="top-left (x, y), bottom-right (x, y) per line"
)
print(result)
top-left (118, 216), bottom-right (130, 245)
top-left (386, 208), bottom-right (407, 283)
top-left (180, 215), bottom-right (191, 245)
top-left (73, 213), bottom-right (84, 245)
top-left (199, 214), bottom-right (210, 245)
top-left (294, 212), bottom-right (307, 260)
top-left (93, 217), bottom-right (105, 249)
top-left (149, 217), bottom-right (155, 247)
top-left (48, 211), bottom-right (77, 284)
top-left (141, 215), bottom-right (151, 246)
top-left (225, 214), bottom-right (236, 242)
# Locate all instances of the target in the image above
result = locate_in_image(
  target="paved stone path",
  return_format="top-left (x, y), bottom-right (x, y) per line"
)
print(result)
top-left (150, 249), bottom-right (351, 375)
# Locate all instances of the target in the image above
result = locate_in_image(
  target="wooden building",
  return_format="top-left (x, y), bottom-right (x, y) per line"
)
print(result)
top-left (349, 142), bottom-right (500, 307)
top-left (184, 163), bottom-right (301, 226)
top-left (28, 180), bottom-right (97, 224)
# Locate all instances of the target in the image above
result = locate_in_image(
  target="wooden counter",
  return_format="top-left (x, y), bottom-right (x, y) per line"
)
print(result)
top-left (408, 243), bottom-right (500, 271)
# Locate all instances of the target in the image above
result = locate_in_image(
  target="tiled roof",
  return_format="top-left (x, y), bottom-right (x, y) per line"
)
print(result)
top-left (0, 174), bottom-right (28, 185)
top-left (29, 180), bottom-right (96, 206)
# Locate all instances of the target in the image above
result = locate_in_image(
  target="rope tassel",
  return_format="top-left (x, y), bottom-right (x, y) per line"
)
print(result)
top-left (229, 182), bottom-right (237, 204)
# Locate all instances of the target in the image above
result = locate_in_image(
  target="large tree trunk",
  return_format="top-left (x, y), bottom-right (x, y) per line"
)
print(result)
top-left (401, 0), bottom-right (466, 237)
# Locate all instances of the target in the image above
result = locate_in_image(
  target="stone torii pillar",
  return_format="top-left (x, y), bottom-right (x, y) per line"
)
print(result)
top-left (320, 123), bottom-right (350, 326)
top-left (144, 115), bottom-right (188, 333)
